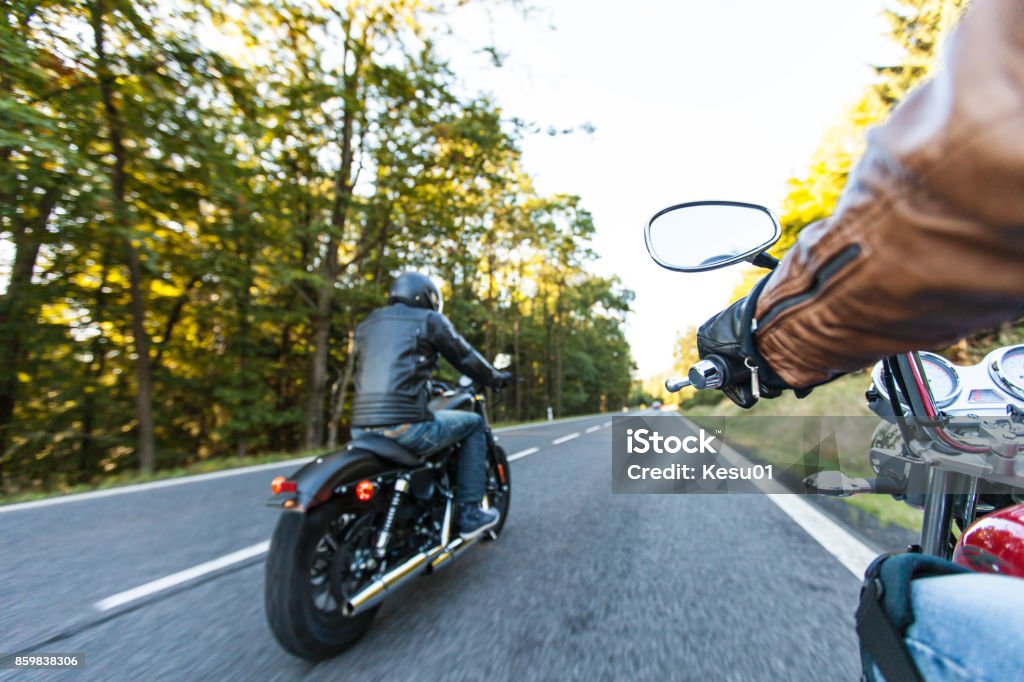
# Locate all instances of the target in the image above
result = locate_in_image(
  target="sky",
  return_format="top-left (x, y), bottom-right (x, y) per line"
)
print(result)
top-left (441, 0), bottom-right (898, 377)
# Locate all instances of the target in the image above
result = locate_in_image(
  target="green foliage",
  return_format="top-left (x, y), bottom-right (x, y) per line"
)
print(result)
top-left (771, 0), bottom-right (969, 265)
top-left (0, 0), bottom-right (634, 493)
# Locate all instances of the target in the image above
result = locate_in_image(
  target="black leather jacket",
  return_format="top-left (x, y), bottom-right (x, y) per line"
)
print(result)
top-left (351, 303), bottom-right (503, 427)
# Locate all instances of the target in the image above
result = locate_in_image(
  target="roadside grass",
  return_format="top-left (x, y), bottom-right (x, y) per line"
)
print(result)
top-left (0, 450), bottom-right (325, 506)
top-left (679, 372), bottom-right (923, 533)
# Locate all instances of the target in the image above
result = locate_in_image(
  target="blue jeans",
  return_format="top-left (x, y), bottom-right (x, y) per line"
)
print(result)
top-left (351, 410), bottom-right (488, 503)
top-left (873, 573), bottom-right (1024, 681)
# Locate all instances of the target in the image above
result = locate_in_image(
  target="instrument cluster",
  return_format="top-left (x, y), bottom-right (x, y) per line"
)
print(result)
top-left (870, 345), bottom-right (1024, 416)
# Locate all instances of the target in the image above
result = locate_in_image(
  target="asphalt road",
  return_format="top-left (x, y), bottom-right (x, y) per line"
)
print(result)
top-left (1, 411), bottom-right (884, 681)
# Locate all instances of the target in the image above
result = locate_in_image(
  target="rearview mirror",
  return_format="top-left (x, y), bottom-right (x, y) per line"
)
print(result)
top-left (644, 201), bottom-right (780, 272)
top-left (493, 353), bottom-right (512, 370)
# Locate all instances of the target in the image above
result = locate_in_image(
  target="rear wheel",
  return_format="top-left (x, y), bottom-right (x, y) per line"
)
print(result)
top-left (482, 444), bottom-right (511, 541)
top-left (265, 498), bottom-right (380, 660)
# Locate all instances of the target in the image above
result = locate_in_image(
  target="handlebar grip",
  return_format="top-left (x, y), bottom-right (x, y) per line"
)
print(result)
top-left (665, 377), bottom-right (692, 393)
top-left (689, 357), bottom-right (728, 390)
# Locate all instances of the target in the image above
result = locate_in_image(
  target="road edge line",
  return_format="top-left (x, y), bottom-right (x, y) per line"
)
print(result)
top-left (676, 415), bottom-right (876, 578)
top-left (94, 541), bottom-right (271, 612)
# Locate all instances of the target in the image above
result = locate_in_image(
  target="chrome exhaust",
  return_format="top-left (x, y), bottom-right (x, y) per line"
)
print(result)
top-left (342, 547), bottom-right (443, 616)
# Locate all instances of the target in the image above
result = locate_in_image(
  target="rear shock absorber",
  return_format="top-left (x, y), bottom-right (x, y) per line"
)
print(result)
top-left (375, 475), bottom-right (410, 559)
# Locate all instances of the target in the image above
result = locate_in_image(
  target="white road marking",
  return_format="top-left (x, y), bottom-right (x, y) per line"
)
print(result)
top-left (507, 447), bottom-right (540, 462)
top-left (585, 425), bottom-right (601, 433)
top-left (0, 459), bottom-right (314, 514)
top-left (602, 421), bottom-right (612, 428)
top-left (94, 541), bottom-right (271, 612)
top-left (765, 494), bottom-right (876, 578)
top-left (552, 432), bottom-right (580, 445)
top-left (677, 416), bottom-right (875, 578)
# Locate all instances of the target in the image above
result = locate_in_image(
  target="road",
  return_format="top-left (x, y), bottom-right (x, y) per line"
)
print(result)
top-left (1, 411), bottom-right (884, 680)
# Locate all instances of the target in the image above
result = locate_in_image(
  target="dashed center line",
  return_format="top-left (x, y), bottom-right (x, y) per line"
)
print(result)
top-left (92, 421), bottom-right (610, 616)
top-left (507, 447), bottom-right (540, 462)
top-left (602, 421), bottom-right (612, 428)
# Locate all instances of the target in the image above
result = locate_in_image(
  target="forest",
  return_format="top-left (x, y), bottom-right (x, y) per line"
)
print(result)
top-left (0, 0), bottom-right (636, 493)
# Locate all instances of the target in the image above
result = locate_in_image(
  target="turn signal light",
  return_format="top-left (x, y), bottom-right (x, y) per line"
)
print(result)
top-left (355, 480), bottom-right (375, 502)
top-left (271, 476), bottom-right (297, 495)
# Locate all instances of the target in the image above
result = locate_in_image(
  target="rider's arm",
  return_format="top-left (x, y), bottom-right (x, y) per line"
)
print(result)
top-left (426, 312), bottom-right (503, 387)
top-left (754, 0), bottom-right (1024, 389)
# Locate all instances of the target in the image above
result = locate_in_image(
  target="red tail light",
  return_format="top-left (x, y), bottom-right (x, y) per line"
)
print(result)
top-left (355, 480), bottom-right (375, 502)
top-left (271, 476), bottom-right (297, 495)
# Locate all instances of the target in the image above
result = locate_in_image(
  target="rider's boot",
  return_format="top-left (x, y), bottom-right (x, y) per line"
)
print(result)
top-left (457, 502), bottom-right (500, 539)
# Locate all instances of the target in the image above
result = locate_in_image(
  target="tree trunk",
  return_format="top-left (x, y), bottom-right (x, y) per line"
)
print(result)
top-left (304, 241), bottom-right (337, 449)
top-left (326, 326), bottom-right (356, 448)
top-left (0, 157), bottom-right (60, 477)
top-left (304, 42), bottom-right (361, 449)
top-left (90, 0), bottom-right (156, 473)
top-left (274, 323), bottom-right (293, 451)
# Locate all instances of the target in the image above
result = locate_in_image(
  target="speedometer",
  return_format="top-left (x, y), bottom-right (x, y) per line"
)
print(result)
top-left (990, 345), bottom-right (1024, 401)
top-left (871, 352), bottom-right (961, 408)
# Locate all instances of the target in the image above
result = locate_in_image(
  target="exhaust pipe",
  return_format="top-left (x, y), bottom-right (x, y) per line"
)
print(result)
top-left (343, 546), bottom-right (443, 616)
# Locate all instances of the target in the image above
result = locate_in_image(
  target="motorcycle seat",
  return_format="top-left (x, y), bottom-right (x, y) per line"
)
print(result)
top-left (348, 434), bottom-right (422, 467)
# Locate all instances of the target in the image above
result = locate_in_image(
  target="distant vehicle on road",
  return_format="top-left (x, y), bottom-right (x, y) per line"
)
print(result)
top-left (651, 400), bottom-right (662, 411)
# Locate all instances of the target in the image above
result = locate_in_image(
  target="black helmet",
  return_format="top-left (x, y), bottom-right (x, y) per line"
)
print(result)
top-left (388, 272), bottom-right (443, 312)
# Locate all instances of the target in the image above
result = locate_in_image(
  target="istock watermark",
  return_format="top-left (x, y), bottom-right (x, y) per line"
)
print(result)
top-left (611, 415), bottom-right (946, 495)
top-left (625, 427), bottom-right (718, 455)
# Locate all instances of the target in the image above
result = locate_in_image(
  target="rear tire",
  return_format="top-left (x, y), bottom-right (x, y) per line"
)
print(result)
top-left (265, 498), bottom-right (379, 660)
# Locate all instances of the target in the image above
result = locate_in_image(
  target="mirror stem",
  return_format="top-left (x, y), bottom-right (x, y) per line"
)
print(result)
top-left (749, 252), bottom-right (779, 271)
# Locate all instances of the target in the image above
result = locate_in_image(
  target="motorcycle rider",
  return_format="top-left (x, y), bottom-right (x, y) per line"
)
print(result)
top-left (349, 271), bottom-right (512, 538)
top-left (690, 1), bottom-right (1024, 679)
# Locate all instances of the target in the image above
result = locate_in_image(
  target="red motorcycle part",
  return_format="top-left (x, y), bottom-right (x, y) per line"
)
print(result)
top-left (954, 502), bottom-right (1024, 578)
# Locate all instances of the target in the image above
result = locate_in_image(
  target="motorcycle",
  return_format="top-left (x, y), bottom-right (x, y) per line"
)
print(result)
top-left (644, 200), bottom-right (1024, 566)
top-left (263, 356), bottom-right (513, 660)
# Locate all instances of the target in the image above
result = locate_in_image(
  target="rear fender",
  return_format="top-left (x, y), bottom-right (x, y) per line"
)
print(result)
top-left (267, 446), bottom-right (399, 513)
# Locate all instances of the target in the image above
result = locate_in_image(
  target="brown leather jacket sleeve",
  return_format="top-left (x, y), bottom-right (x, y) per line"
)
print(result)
top-left (754, 0), bottom-right (1024, 389)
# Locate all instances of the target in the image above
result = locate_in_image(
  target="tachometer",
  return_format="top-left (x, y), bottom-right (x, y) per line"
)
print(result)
top-left (990, 345), bottom-right (1024, 401)
top-left (871, 352), bottom-right (961, 408)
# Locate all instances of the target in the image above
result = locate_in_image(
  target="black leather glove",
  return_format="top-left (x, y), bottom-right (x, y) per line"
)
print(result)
top-left (695, 276), bottom-right (797, 408)
top-left (492, 371), bottom-right (514, 389)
